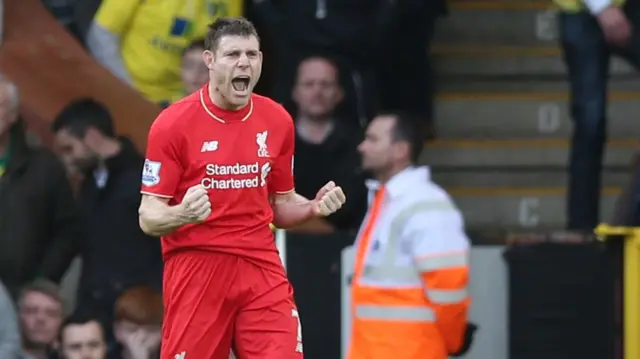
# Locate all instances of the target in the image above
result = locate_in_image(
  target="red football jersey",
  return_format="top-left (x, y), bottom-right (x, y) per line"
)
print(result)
top-left (141, 85), bottom-right (295, 273)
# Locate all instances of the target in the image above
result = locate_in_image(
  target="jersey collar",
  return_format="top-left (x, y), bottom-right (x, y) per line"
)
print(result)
top-left (199, 84), bottom-right (253, 123)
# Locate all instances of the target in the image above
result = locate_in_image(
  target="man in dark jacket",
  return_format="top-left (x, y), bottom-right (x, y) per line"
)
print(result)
top-left (51, 99), bottom-right (163, 334)
top-left (291, 56), bottom-right (367, 231)
top-left (0, 77), bottom-right (81, 299)
top-left (377, 0), bottom-right (447, 130)
top-left (250, 0), bottom-right (447, 130)
top-left (251, 0), bottom-right (397, 126)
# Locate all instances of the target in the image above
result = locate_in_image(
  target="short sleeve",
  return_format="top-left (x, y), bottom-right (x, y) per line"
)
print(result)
top-left (140, 112), bottom-right (183, 198)
top-left (268, 117), bottom-right (295, 194)
top-left (94, 0), bottom-right (142, 35)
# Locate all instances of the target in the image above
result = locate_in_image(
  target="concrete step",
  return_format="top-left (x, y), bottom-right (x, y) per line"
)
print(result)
top-left (438, 78), bottom-right (640, 92)
top-left (432, 45), bottom-right (637, 76)
top-left (435, 90), bottom-right (640, 138)
top-left (421, 139), bottom-right (637, 168)
top-left (432, 169), bottom-right (630, 187)
top-left (448, 186), bottom-right (620, 228)
top-left (436, 1), bottom-right (558, 46)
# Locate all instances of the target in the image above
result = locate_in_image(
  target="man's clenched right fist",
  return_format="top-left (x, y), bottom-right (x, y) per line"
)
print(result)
top-left (179, 184), bottom-right (211, 223)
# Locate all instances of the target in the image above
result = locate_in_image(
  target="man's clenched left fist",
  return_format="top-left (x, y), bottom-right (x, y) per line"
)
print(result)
top-left (312, 181), bottom-right (347, 216)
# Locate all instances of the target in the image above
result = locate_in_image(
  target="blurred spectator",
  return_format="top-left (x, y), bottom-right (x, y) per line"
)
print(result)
top-left (0, 76), bottom-right (81, 299)
top-left (87, 0), bottom-right (243, 107)
top-left (113, 286), bottom-right (162, 359)
top-left (251, 0), bottom-right (397, 126)
top-left (377, 0), bottom-right (447, 133)
top-left (17, 280), bottom-right (64, 359)
top-left (72, 0), bottom-right (103, 43)
top-left (58, 315), bottom-right (107, 359)
top-left (291, 57), bottom-right (367, 230)
top-left (556, 0), bottom-right (640, 229)
top-left (40, 0), bottom-right (82, 41)
top-left (0, 280), bottom-right (20, 359)
top-left (52, 99), bottom-right (163, 333)
top-left (175, 39), bottom-right (209, 103)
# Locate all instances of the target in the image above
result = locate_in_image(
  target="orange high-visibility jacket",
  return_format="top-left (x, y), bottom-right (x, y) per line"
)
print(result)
top-left (347, 166), bottom-right (471, 359)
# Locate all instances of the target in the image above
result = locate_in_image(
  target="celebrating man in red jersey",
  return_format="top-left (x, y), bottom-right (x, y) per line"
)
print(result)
top-left (137, 17), bottom-right (346, 359)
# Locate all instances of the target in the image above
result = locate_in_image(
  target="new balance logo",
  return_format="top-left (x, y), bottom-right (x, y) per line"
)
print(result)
top-left (201, 141), bottom-right (219, 152)
top-left (174, 352), bottom-right (186, 359)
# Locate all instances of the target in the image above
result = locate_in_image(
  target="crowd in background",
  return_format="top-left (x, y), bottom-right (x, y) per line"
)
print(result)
top-left (4, 0), bottom-right (636, 357)
top-left (0, 0), bottom-right (447, 358)
top-left (0, 279), bottom-right (163, 359)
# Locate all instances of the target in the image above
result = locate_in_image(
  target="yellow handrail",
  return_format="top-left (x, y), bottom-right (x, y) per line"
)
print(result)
top-left (594, 224), bottom-right (640, 359)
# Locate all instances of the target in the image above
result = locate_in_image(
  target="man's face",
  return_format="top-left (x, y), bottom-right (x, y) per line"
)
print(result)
top-left (19, 291), bottom-right (63, 348)
top-left (0, 85), bottom-right (17, 137)
top-left (60, 322), bottom-right (107, 359)
top-left (181, 47), bottom-right (209, 94)
top-left (204, 35), bottom-right (262, 108)
top-left (292, 59), bottom-right (343, 118)
top-left (358, 115), bottom-right (397, 173)
top-left (54, 129), bottom-right (99, 173)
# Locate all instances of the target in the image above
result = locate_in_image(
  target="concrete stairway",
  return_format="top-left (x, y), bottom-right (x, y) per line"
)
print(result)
top-left (422, 0), bottom-right (640, 231)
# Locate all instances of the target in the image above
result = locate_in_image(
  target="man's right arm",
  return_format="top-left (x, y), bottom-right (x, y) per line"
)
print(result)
top-left (138, 111), bottom-right (186, 236)
top-left (139, 185), bottom-right (211, 237)
top-left (138, 195), bottom-right (187, 237)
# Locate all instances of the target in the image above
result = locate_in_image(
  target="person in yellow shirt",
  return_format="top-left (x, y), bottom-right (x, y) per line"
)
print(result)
top-left (552, 0), bottom-right (636, 230)
top-left (172, 39), bottom-right (209, 103)
top-left (87, 0), bottom-right (243, 107)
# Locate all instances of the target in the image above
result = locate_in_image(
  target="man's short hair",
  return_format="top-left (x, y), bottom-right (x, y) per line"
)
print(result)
top-left (51, 98), bottom-right (115, 138)
top-left (296, 56), bottom-right (340, 82)
top-left (382, 111), bottom-right (425, 164)
top-left (18, 279), bottom-right (64, 309)
top-left (59, 313), bottom-right (106, 344)
top-left (204, 17), bottom-right (259, 52)
top-left (114, 285), bottom-right (163, 326)
top-left (185, 39), bottom-right (206, 54)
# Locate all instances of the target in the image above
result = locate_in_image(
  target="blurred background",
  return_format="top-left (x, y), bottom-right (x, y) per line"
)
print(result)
top-left (1, 0), bottom-right (640, 358)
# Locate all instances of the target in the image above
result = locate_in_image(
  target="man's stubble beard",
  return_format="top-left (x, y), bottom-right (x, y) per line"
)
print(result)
top-left (76, 154), bottom-right (100, 172)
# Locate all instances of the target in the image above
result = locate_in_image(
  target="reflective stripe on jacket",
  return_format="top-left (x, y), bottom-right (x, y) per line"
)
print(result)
top-left (347, 166), bottom-right (471, 359)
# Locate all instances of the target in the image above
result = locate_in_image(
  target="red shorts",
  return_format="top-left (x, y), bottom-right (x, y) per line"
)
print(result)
top-left (160, 251), bottom-right (303, 359)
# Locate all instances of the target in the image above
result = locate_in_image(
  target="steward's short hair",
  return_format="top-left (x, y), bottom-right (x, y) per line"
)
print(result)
top-left (379, 111), bottom-right (425, 164)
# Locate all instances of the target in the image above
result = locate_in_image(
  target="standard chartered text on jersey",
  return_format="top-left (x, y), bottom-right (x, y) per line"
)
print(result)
top-left (200, 162), bottom-right (272, 189)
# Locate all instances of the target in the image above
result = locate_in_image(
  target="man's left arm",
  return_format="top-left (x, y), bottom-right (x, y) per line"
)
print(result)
top-left (268, 117), bottom-right (345, 228)
top-left (407, 207), bottom-right (471, 354)
top-left (37, 155), bottom-right (82, 282)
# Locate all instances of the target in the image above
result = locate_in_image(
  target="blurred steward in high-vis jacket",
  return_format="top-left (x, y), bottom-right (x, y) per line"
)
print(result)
top-left (348, 112), bottom-right (476, 359)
